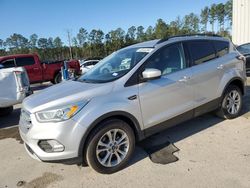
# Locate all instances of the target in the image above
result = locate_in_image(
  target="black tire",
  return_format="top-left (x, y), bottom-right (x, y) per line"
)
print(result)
top-left (52, 72), bottom-right (62, 84)
top-left (0, 106), bottom-right (13, 117)
top-left (86, 119), bottom-right (135, 174)
top-left (216, 85), bottom-right (243, 119)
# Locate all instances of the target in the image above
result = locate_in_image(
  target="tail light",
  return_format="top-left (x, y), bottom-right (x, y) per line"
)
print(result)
top-left (14, 70), bottom-right (29, 92)
top-left (14, 71), bottom-right (23, 92)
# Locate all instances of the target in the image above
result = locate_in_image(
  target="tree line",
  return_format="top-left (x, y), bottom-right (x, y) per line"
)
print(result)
top-left (0, 0), bottom-right (232, 61)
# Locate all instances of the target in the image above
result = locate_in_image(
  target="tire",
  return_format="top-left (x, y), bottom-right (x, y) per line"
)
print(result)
top-left (0, 106), bottom-right (13, 117)
top-left (216, 85), bottom-right (243, 119)
top-left (86, 119), bottom-right (135, 174)
top-left (53, 72), bottom-right (62, 84)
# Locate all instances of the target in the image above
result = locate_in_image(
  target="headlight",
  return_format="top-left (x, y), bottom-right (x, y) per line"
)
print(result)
top-left (36, 101), bottom-right (88, 122)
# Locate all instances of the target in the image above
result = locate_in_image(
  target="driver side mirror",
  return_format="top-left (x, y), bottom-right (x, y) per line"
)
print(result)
top-left (142, 68), bottom-right (161, 81)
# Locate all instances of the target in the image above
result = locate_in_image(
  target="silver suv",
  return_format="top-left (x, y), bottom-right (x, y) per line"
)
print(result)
top-left (19, 35), bottom-right (247, 174)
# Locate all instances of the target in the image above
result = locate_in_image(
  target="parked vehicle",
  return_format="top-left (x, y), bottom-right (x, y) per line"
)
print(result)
top-left (0, 54), bottom-right (81, 84)
top-left (236, 43), bottom-right (250, 76)
top-left (80, 59), bottom-right (100, 74)
top-left (0, 65), bottom-right (31, 116)
top-left (19, 35), bottom-right (246, 174)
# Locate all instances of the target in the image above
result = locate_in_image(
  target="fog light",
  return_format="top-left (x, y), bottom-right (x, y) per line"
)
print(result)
top-left (38, 140), bottom-right (65, 152)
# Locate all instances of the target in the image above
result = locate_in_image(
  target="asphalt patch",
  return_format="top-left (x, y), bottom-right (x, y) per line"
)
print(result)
top-left (0, 127), bottom-right (23, 144)
top-left (140, 134), bottom-right (179, 165)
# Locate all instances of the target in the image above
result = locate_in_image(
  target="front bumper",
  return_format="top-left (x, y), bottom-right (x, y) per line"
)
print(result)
top-left (19, 109), bottom-right (87, 162)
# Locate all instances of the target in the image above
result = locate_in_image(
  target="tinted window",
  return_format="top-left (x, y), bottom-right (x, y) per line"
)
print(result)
top-left (16, 57), bottom-right (35, 66)
top-left (214, 41), bottom-right (229, 57)
top-left (237, 43), bottom-right (250, 55)
top-left (187, 40), bottom-right (216, 65)
top-left (144, 43), bottom-right (186, 75)
top-left (1, 59), bottom-right (16, 68)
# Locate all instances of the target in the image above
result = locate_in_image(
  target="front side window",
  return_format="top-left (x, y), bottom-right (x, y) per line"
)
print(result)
top-left (1, 59), bottom-right (16, 68)
top-left (187, 40), bottom-right (216, 65)
top-left (144, 43), bottom-right (186, 75)
top-left (16, 57), bottom-right (35, 66)
top-left (78, 47), bottom-right (153, 83)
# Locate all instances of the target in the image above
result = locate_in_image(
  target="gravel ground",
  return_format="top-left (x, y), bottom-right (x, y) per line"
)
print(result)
top-left (0, 80), bottom-right (249, 188)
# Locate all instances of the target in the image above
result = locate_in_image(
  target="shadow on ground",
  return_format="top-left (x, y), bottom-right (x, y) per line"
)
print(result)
top-left (0, 108), bottom-right (21, 129)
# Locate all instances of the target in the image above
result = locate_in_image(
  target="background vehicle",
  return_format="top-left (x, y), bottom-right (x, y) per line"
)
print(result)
top-left (237, 43), bottom-right (250, 76)
top-left (0, 66), bottom-right (30, 116)
top-left (80, 59), bottom-right (100, 74)
top-left (0, 54), bottom-right (81, 84)
top-left (19, 35), bottom-right (246, 174)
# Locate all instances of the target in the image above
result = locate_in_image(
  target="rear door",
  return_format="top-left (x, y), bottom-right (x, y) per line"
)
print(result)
top-left (184, 40), bottom-right (221, 115)
top-left (15, 56), bottom-right (43, 83)
top-left (138, 42), bottom-right (194, 131)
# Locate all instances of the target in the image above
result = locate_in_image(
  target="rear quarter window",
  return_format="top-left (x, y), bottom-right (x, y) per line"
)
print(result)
top-left (213, 41), bottom-right (229, 57)
top-left (187, 40), bottom-right (216, 65)
top-left (16, 57), bottom-right (35, 66)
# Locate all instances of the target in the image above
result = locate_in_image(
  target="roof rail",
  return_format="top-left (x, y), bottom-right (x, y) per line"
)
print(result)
top-left (156, 34), bottom-right (222, 45)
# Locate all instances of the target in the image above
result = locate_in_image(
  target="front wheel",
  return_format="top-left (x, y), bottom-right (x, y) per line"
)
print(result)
top-left (86, 119), bottom-right (135, 174)
top-left (216, 85), bottom-right (243, 119)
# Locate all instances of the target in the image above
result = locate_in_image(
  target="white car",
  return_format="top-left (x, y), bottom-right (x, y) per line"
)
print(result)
top-left (0, 65), bottom-right (31, 116)
top-left (80, 60), bottom-right (100, 74)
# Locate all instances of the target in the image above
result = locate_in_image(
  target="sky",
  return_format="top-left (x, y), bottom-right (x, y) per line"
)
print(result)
top-left (1, 0), bottom-right (228, 44)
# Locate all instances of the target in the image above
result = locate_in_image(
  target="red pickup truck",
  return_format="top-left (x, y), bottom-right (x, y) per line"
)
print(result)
top-left (0, 54), bottom-right (81, 84)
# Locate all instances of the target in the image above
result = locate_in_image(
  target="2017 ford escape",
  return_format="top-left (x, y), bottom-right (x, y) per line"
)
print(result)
top-left (19, 35), bottom-right (246, 174)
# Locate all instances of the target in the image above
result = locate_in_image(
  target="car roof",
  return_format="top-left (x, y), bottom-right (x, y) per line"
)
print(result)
top-left (0, 54), bottom-right (36, 61)
top-left (124, 39), bottom-right (160, 49)
top-left (125, 35), bottom-right (229, 50)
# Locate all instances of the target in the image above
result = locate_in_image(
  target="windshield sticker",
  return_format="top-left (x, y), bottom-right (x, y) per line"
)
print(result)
top-left (112, 72), bottom-right (118, 77)
top-left (136, 48), bottom-right (154, 53)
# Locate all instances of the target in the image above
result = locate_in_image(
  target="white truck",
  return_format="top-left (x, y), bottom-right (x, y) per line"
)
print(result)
top-left (0, 65), bottom-right (31, 116)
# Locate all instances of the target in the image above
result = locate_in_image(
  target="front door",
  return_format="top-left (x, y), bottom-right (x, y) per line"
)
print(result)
top-left (138, 43), bottom-right (194, 132)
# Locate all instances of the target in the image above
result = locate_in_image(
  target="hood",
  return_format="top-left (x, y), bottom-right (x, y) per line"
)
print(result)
top-left (23, 80), bottom-right (114, 113)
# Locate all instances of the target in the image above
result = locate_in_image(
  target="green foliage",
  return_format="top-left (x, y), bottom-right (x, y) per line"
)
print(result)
top-left (0, 0), bottom-right (232, 60)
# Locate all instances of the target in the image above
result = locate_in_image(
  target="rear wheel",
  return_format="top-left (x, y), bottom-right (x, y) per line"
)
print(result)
top-left (216, 85), bottom-right (242, 119)
top-left (86, 119), bottom-right (135, 174)
top-left (0, 106), bottom-right (13, 117)
top-left (52, 72), bottom-right (62, 84)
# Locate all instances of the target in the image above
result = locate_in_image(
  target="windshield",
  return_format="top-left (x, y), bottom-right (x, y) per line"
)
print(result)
top-left (237, 43), bottom-right (250, 55)
top-left (78, 47), bottom-right (153, 83)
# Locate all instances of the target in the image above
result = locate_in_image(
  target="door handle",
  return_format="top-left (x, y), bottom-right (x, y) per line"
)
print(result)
top-left (178, 76), bottom-right (190, 82)
top-left (217, 64), bottom-right (224, 70)
top-left (128, 95), bottom-right (137, 100)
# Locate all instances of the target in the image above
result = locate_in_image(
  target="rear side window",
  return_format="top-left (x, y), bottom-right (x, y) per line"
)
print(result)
top-left (16, 57), bottom-right (35, 66)
top-left (1, 59), bottom-right (16, 68)
top-left (213, 41), bottom-right (229, 57)
top-left (187, 40), bottom-right (216, 65)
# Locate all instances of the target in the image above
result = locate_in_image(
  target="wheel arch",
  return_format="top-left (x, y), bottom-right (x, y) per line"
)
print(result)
top-left (78, 111), bottom-right (144, 159)
top-left (222, 77), bottom-right (245, 96)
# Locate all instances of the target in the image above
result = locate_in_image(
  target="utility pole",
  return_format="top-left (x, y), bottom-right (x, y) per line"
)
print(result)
top-left (67, 30), bottom-right (73, 59)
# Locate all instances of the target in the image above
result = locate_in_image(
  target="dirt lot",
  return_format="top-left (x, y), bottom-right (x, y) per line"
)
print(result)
top-left (0, 80), bottom-right (249, 188)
